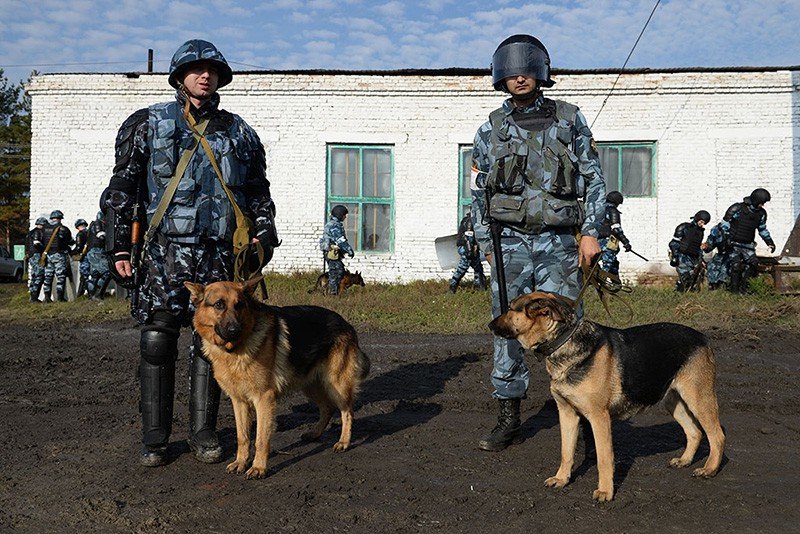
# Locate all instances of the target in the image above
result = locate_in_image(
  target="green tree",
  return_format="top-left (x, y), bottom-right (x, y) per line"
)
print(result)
top-left (0, 68), bottom-right (32, 253)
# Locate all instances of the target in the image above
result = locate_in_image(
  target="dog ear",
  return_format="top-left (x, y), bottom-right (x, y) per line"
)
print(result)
top-left (524, 299), bottom-right (549, 319)
top-left (525, 298), bottom-right (569, 322)
top-left (242, 274), bottom-right (264, 296)
top-left (184, 282), bottom-right (205, 305)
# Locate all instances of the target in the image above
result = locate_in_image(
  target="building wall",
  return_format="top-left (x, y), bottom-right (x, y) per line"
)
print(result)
top-left (26, 69), bottom-right (800, 282)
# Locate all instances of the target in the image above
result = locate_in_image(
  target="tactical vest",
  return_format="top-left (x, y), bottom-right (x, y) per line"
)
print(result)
top-left (485, 98), bottom-right (585, 235)
top-left (87, 221), bottom-right (105, 249)
top-left (146, 101), bottom-right (250, 244)
top-left (729, 204), bottom-right (763, 244)
top-left (42, 224), bottom-right (69, 253)
top-left (26, 228), bottom-right (43, 255)
top-left (598, 203), bottom-right (620, 239)
top-left (679, 224), bottom-right (704, 257)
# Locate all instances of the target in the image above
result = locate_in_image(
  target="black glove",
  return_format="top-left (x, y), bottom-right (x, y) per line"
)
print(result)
top-left (767, 242), bottom-right (776, 253)
top-left (670, 257), bottom-right (679, 268)
top-left (347, 251), bottom-right (354, 258)
top-left (623, 243), bottom-right (632, 252)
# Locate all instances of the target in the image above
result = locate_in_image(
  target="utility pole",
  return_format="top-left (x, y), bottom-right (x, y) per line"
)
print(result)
top-left (147, 49), bottom-right (153, 73)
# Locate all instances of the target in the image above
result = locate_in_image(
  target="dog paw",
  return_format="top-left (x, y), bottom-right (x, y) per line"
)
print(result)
top-left (332, 441), bottom-right (350, 452)
top-left (301, 431), bottom-right (321, 442)
top-left (245, 466), bottom-right (268, 479)
top-left (592, 489), bottom-right (614, 502)
top-left (692, 467), bottom-right (718, 479)
top-left (544, 476), bottom-right (568, 488)
top-left (226, 460), bottom-right (247, 474)
top-left (669, 457), bottom-right (691, 468)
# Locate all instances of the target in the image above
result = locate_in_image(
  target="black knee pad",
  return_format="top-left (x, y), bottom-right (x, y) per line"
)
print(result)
top-left (140, 311), bottom-right (181, 366)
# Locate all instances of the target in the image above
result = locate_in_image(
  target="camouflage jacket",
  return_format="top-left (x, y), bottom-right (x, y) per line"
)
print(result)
top-left (721, 199), bottom-right (773, 247)
top-left (25, 227), bottom-right (44, 256)
top-left (100, 91), bottom-right (278, 251)
top-left (320, 216), bottom-right (354, 256)
top-left (470, 95), bottom-right (606, 254)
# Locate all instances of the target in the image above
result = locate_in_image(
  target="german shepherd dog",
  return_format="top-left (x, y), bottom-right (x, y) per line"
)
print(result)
top-left (311, 270), bottom-right (365, 295)
top-left (489, 291), bottom-right (725, 502)
top-left (185, 277), bottom-right (370, 479)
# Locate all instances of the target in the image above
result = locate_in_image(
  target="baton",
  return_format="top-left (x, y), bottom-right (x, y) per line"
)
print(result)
top-left (485, 189), bottom-right (508, 314)
top-left (626, 248), bottom-right (649, 262)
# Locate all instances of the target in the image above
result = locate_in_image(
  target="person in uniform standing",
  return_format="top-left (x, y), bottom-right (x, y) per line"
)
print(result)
top-left (25, 216), bottom-right (47, 303)
top-left (597, 191), bottom-right (631, 287)
top-left (40, 209), bottom-right (74, 302)
top-left (449, 212), bottom-right (486, 292)
top-left (721, 188), bottom-right (775, 293)
top-left (703, 221), bottom-right (731, 290)
top-left (72, 218), bottom-right (90, 298)
top-left (471, 35), bottom-right (605, 452)
top-left (319, 205), bottom-right (354, 295)
top-left (86, 211), bottom-right (111, 300)
top-left (668, 210), bottom-right (710, 292)
top-left (100, 40), bottom-right (279, 467)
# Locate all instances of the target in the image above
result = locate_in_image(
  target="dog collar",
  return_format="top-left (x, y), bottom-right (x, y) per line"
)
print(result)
top-left (533, 319), bottom-right (583, 361)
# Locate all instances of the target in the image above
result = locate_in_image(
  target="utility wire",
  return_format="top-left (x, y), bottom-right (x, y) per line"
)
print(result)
top-left (590, 0), bottom-right (661, 129)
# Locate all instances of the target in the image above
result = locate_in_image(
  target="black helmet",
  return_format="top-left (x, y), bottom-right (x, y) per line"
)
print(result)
top-left (491, 34), bottom-right (554, 92)
top-left (693, 210), bottom-right (711, 224)
top-left (75, 218), bottom-right (88, 228)
top-left (331, 205), bottom-right (348, 220)
top-left (749, 188), bottom-right (771, 206)
top-left (96, 211), bottom-right (104, 221)
top-left (606, 191), bottom-right (623, 206)
top-left (35, 217), bottom-right (48, 226)
top-left (168, 39), bottom-right (233, 90)
top-left (49, 209), bottom-right (64, 220)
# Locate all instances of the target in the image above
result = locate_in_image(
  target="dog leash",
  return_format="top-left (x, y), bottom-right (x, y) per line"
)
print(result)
top-left (573, 260), bottom-right (634, 324)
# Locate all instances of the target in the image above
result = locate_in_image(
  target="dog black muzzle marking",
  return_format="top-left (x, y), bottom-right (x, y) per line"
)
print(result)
top-left (215, 322), bottom-right (242, 342)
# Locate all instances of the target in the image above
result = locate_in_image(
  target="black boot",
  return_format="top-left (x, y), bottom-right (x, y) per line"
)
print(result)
top-left (449, 280), bottom-right (459, 293)
top-left (77, 277), bottom-right (86, 298)
top-left (139, 358), bottom-right (175, 467)
top-left (29, 292), bottom-right (40, 303)
top-left (56, 289), bottom-right (68, 302)
top-left (187, 337), bottom-right (223, 463)
top-left (478, 399), bottom-right (522, 452)
top-left (42, 292), bottom-right (53, 303)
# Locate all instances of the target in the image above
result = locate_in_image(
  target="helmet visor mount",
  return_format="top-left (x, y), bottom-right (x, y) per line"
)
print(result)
top-left (492, 41), bottom-right (553, 90)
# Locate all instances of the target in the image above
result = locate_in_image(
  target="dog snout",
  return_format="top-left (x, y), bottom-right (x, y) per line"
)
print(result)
top-left (215, 322), bottom-right (242, 341)
top-left (488, 315), bottom-right (515, 339)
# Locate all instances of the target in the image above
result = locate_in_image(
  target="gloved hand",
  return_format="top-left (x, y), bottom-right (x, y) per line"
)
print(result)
top-left (623, 243), bottom-right (632, 252)
top-left (347, 251), bottom-right (354, 258)
top-left (768, 243), bottom-right (776, 253)
top-left (670, 258), bottom-right (679, 268)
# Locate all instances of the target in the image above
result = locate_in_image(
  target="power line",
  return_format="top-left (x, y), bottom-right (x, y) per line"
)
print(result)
top-left (590, 0), bottom-right (661, 129)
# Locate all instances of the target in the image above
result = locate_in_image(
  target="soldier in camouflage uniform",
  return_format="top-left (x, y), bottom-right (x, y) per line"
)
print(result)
top-left (449, 212), bottom-right (486, 292)
top-left (319, 205), bottom-right (354, 295)
top-left (721, 188), bottom-right (775, 293)
top-left (85, 211), bottom-right (111, 300)
top-left (72, 218), bottom-right (90, 298)
top-left (668, 210), bottom-right (710, 292)
top-left (703, 222), bottom-right (731, 290)
top-left (597, 191), bottom-right (631, 286)
top-left (100, 40), bottom-right (279, 467)
top-left (26, 216), bottom-right (47, 303)
top-left (40, 210), bottom-right (74, 302)
top-left (471, 35), bottom-right (605, 452)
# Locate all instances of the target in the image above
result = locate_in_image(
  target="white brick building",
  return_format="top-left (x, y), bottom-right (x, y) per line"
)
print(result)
top-left (26, 67), bottom-right (800, 282)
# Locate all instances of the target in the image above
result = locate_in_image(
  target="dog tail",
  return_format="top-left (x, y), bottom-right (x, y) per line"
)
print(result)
top-left (358, 349), bottom-right (371, 380)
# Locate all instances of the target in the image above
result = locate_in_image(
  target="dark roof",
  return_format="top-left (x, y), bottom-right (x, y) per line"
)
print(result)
top-left (44, 65), bottom-right (800, 78)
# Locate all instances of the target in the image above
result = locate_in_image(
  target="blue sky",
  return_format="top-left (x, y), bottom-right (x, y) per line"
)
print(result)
top-left (1, 0), bottom-right (799, 85)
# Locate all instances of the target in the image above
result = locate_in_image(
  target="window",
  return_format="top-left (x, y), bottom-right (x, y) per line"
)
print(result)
top-left (597, 142), bottom-right (656, 197)
top-left (327, 145), bottom-right (394, 252)
top-left (458, 145), bottom-right (473, 223)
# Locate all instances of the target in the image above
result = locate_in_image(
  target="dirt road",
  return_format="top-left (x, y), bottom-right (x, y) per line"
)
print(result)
top-left (1, 318), bottom-right (798, 532)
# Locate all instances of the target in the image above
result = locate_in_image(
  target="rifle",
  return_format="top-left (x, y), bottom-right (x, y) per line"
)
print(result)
top-left (484, 188), bottom-right (508, 314)
top-left (129, 179), bottom-right (144, 307)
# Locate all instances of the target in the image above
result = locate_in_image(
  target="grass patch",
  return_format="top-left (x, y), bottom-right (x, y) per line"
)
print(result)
top-left (1, 271), bottom-right (798, 334)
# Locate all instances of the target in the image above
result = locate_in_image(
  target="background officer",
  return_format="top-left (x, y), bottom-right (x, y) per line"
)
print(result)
top-left (722, 188), bottom-right (775, 293)
top-left (319, 205), bottom-right (354, 295)
top-left (40, 209), bottom-right (74, 302)
top-left (85, 211), bottom-right (111, 300)
top-left (703, 221), bottom-right (731, 290)
top-left (471, 35), bottom-right (605, 452)
top-left (72, 218), bottom-right (90, 298)
top-left (449, 212), bottom-right (486, 293)
top-left (669, 210), bottom-right (710, 292)
top-left (100, 39), bottom-right (279, 467)
top-left (597, 191), bottom-right (631, 286)
top-left (25, 216), bottom-right (47, 303)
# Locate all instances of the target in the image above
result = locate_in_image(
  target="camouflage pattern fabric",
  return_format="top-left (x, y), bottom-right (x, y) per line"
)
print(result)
top-left (326, 258), bottom-right (346, 295)
top-left (705, 223), bottom-right (731, 287)
top-left (598, 237), bottom-right (620, 276)
top-left (42, 252), bottom-right (69, 298)
top-left (320, 216), bottom-right (354, 257)
top-left (450, 246), bottom-right (486, 288)
top-left (134, 239), bottom-right (234, 325)
top-left (728, 243), bottom-right (759, 292)
top-left (86, 248), bottom-right (111, 297)
top-left (27, 253), bottom-right (44, 297)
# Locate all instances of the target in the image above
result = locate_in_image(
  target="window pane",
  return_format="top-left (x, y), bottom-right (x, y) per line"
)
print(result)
top-left (598, 146), bottom-right (619, 193)
top-left (361, 203), bottom-right (391, 252)
top-left (330, 148), bottom-right (360, 197)
top-left (460, 147), bottom-right (472, 199)
top-left (621, 147), bottom-right (652, 196)
top-left (362, 149), bottom-right (391, 198)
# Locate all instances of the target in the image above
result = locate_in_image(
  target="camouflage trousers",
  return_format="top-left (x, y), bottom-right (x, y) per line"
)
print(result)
top-left (450, 246), bottom-right (486, 287)
top-left (490, 228), bottom-right (581, 399)
top-left (133, 238), bottom-right (234, 325)
top-left (326, 258), bottom-right (345, 295)
top-left (728, 243), bottom-right (758, 292)
top-left (27, 254), bottom-right (45, 296)
top-left (42, 252), bottom-right (70, 297)
top-left (86, 248), bottom-right (111, 296)
top-left (706, 251), bottom-right (731, 287)
top-left (674, 252), bottom-right (702, 291)
top-left (598, 237), bottom-right (620, 275)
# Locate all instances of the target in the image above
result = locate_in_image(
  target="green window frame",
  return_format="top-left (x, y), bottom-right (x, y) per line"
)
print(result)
top-left (458, 145), bottom-right (473, 223)
top-left (326, 144), bottom-right (395, 253)
top-left (597, 142), bottom-right (657, 197)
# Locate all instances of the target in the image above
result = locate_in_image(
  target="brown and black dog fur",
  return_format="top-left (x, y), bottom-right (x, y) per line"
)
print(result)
top-left (489, 291), bottom-right (725, 502)
top-left (311, 270), bottom-right (365, 295)
top-left (185, 277), bottom-right (370, 479)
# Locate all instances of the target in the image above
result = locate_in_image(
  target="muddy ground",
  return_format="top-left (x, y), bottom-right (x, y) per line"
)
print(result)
top-left (1, 304), bottom-right (799, 533)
